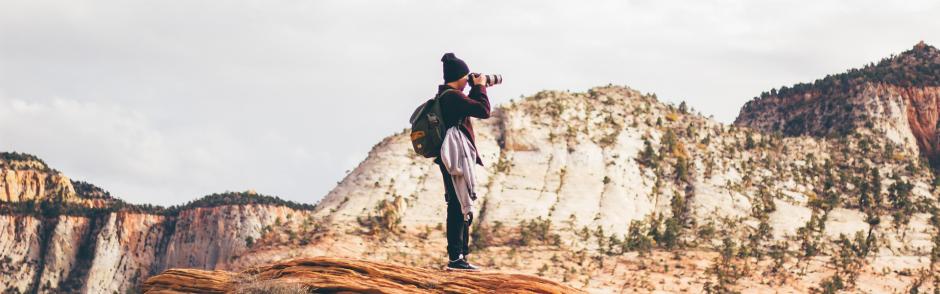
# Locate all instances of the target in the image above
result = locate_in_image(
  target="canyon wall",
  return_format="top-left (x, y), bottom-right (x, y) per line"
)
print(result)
top-left (0, 161), bottom-right (314, 293)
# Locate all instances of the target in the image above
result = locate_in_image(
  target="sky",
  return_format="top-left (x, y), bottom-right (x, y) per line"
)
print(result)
top-left (1, 0), bottom-right (939, 206)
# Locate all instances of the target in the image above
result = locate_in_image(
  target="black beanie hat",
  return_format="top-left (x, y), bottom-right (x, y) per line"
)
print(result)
top-left (441, 53), bottom-right (470, 83)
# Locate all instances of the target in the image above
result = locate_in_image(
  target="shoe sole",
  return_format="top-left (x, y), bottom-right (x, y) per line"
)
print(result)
top-left (444, 266), bottom-right (480, 272)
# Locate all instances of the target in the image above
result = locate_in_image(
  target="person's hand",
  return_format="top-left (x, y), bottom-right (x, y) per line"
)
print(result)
top-left (471, 74), bottom-right (486, 88)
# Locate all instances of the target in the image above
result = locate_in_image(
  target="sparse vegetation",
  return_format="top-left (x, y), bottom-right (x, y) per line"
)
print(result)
top-left (814, 232), bottom-right (873, 293)
top-left (637, 137), bottom-right (659, 167)
top-left (888, 175), bottom-right (915, 227)
top-left (516, 217), bottom-right (561, 247)
top-left (0, 151), bottom-right (51, 171)
top-left (704, 237), bottom-right (747, 294)
top-left (356, 195), bottom-right (403, 235)
top-left (71, 181), bottom-right (114, 200)
top-left (624, 220), bottom-right (654, 254)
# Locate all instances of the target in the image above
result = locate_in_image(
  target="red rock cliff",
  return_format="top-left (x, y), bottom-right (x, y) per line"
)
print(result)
top-left (735, 42), bottom-right (940, 167)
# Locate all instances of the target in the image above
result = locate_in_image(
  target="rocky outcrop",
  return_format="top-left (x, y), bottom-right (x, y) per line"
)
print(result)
top-left (82, 212), bottom-right (168, 293)
top-left (902, 85), bottom-right (940, 167)
top-left (142, 257), bottom-right (583, 294)
top-left (1, 165), bottom-right (72, 203)
top-left (0, 203), bottom-right (315, 293)
top-left (0, 215), bottom-right (42, 293)
top-left (142, 268), bottom-right (234, 294)
top-left (162, 204), bottom-right (306, 270)
top-left (0, 155), bottom-right (117, 208)
top-left (38, 215), bottom-right (90, 292)
top-left (736, 42), bottom-right (940, 167)
top-left (0, 155), bottom-right (317, 293)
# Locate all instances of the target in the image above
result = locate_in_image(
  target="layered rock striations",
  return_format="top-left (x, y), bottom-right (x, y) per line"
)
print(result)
top-left (0, 154), bottom-right (316, 293)
top-left (736, 42), bottom-right (940, 167)
top-left (142, 257), bottom-right (583, 294)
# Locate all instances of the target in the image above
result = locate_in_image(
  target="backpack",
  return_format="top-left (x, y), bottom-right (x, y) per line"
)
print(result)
top-left (409, 89), bottom-right (456, 158)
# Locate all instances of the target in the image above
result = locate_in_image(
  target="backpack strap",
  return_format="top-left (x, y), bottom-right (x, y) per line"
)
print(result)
top-left (437, 88), bottom-right (457, 100)
top-left (436, 88), bottom-right (461, 127)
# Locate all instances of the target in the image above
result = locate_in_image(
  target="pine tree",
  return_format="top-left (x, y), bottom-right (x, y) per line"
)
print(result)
top-left (870, 168), bottom-right (882, 208)
top-left (639, 138), bottom-right (658, 167)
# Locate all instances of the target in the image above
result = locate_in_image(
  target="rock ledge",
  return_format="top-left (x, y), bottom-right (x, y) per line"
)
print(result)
top-left (142, 256), bottom-right (583, 294)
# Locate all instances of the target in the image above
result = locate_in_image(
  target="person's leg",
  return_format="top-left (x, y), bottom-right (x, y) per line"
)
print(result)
top-left (446, 194), bottom-right (466, 261)
top-left (462, 211), bottom-right (472, 258)
top-left (438, 162), bottom-right (463, 261)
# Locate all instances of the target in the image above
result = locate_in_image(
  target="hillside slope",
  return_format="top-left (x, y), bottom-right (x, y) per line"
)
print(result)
top-left (736, 41), bottom-right (940, 167)
top-left (0, 156), bottom-right (316, 293)
top-left (300, 82), bottom-right (939, 292)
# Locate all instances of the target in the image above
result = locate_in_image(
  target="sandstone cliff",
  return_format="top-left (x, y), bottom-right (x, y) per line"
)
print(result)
top-left (0, 155), bottom-right (316, 293)
top-left (736, 42), bottom-right (940, 167)
top-left (1, 153), bottom-right (111, 208)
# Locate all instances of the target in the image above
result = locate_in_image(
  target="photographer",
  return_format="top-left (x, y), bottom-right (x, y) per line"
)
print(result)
top-left (434, 53), bottom-right (490, 271)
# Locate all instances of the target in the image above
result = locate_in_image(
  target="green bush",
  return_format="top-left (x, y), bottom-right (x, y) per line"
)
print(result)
top-left (356, 196), bottom-right (402, 235)
top-left (517, 217), bottom-right (560, 246)
top-left (704, 237), bottom-right (745, 294)
top-left (637, 138), bottom-right (658, 167)
top-left (0, 151), bottom-right (50, 171)
top-left (624, 220), bottom-right (653, 254)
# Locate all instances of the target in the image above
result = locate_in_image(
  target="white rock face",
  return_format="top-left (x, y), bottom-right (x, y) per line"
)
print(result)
top-left (83, 212), bottom-right (167, 294)
top-left (163, 205), bottom-right (306, 270)
top-left (314, 85), bottom-right (938, 255)
top-left (39, 216), bottom-right (90, 293)
top-left (0, 215), bottom-right (41, 293)
top-left (318, 88), bottom-right (684, 236)
top-left (1, 150), bottom-right (326, 292)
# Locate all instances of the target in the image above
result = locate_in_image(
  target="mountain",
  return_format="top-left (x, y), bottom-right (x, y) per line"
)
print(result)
top-left (0, 154), bottom-right (316, 293)
top-left (4, 43), bottom-right (940, 293)
top-left (736, 41), bottom-right (940, 167)
top-left (307, 78), bottom-right (938, 292)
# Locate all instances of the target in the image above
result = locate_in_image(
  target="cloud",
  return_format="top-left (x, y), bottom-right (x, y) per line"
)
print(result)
top-left (0, 97), bottom-right (174, 201)
top-left (0, 95), bottom-right (347, 206)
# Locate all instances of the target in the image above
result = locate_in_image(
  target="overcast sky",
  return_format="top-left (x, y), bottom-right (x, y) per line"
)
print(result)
top-left (1, 0), bottom-right (938, 206)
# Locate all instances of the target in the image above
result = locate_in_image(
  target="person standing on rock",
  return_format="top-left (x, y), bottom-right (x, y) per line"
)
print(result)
top-left (434, 53), bottom-right (490, 271)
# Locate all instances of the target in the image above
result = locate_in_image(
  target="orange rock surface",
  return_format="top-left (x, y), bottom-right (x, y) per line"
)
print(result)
top-left (142, 257), bottom-right (584, 294)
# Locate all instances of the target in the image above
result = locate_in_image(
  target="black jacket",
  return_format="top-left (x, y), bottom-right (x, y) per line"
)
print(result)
top-left (433, 84), bottom-right (490, 166)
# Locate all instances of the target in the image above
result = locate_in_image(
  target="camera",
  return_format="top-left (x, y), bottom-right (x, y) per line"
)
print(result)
top-left (468, 73), bottom-right (503, 87)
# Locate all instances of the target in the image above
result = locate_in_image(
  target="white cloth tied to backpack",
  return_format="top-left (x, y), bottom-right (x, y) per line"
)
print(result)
top-left (440, 126), bottom-right (478, 219)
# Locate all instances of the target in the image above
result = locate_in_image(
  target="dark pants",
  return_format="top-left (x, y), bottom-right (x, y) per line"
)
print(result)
top-left (438, 162), bottom-right (472, 261)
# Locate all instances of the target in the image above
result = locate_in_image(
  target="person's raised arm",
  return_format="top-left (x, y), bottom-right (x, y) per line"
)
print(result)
top-left (458, 83), bottom-right (490, 119)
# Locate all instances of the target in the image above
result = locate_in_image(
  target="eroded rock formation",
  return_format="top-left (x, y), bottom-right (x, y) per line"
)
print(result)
top-left (736, 42), bottom-right (940, 167)
top-left (0, 154), bottom-right (316, 293)
top-left (142, 257), bottom-right (583, 294)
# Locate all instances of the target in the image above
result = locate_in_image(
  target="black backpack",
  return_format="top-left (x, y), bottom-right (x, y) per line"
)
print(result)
top-left (409, 89), bottom-right (455, 158)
